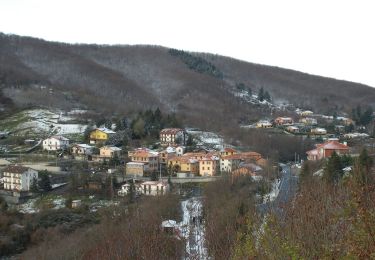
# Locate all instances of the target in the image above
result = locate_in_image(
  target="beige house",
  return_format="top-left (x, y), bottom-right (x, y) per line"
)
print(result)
top-left (220, 152), bottom-right (262, 173)
top-left (286, 126), bottom-right (300, 133)
top-left (2, 165), bottom-right (38, 191)
top-left (100, 146), bottom-right (122, 158)
top-left (299, 117), bottom-right (317, 125)
top-left (311, 128), bottom-right (327, 135)
top-left (199, 155), bottom-right (220, 176)
top-left (126, 162), bottom-right (146, 177)
top-left (129, 149), bottom-right (159, 172)
top-left (71, 144), bottom-right (94, 156)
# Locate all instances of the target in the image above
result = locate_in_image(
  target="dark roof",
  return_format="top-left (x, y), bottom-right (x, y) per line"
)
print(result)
top-left (3, 164), bottom-right (30, 173)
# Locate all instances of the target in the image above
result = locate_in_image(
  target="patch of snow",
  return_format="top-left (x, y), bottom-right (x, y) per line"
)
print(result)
top-left (51, 183), bottom-right (68, 189)
top-left (263, 178), bottom-right (281, 203)
top-left (179, 197), bottom-right (208, 259)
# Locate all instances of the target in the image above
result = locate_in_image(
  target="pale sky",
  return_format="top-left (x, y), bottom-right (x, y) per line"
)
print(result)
top-left (1, 0), bottom-right (374, 87)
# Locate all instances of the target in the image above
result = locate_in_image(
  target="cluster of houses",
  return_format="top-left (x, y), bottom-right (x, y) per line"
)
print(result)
top-left (126, 145), bottom-right (266, 178)
top-left (256, 109), bottom-right (359, 138)
top-left (42, 127), bottom-right (122, 162)
top-left (1, 126), bottom-right (267, 201)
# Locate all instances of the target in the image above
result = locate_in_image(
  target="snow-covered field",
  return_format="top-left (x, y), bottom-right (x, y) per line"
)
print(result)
top-left (186, 130), bottom-right (224, 150)
top-left (17, 195), bottom-right (66, 214)
top-left (1, 109), bottom-right (87, 135)
top-left (21, 109), bottom-right (87, 134)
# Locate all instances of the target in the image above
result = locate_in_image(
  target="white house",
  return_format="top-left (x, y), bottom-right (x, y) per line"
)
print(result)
top-left (118, 183), bottom-right (142, 196)
top-left (43, 135), bottom-right (69, 151)
top-left (256, 120), bottom-right (272, 128)
top-left (160, 128), bottom-right (185, 146)
top-left (176, 146), bottom-right (186, 156)
top-left (311, 128), bottom-right (327, 135)
top-left (220, 154), bottom-right (243, 172)
top-left (2, 165), bottom-right (38, 191)
top-left (141, 181), bottom-right (169, 196)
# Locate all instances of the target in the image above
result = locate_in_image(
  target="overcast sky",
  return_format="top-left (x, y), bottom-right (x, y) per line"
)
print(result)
top-left (1, 0), bottom-right (374, 87)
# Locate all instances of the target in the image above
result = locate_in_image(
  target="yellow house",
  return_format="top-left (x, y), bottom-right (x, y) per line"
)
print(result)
top-left (168, 156), bottom-right (199, 174)
top-left (199, 155), bottom-right (220, 176)
top-left (90, 128), bottom-right (116, 144)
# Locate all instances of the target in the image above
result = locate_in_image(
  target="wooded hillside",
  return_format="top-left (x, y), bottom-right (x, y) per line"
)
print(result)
top-left (1, 33), bottom-right (375, 130)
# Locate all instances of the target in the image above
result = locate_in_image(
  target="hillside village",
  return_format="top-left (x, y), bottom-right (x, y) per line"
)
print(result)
top-left (0, 88), bottom-right (375, 258)
top-left (0, 105), bottom-right (374, 257)
top-left (1, 104), bottom-right (374, 200)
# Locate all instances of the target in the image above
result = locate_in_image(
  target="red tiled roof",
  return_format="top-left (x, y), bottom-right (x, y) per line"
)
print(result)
top-left (316, 140), bottom-right (349, 150)
top-left (160, 128), bottom-right (184, 135)
top-left (222, 152), bottom-right (261, 160)
top-left (221, 148), bottom-right (237, 153)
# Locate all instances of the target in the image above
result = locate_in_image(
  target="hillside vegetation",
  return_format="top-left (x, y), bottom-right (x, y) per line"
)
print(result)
top-left (1, 33), bottom-right (375, 130)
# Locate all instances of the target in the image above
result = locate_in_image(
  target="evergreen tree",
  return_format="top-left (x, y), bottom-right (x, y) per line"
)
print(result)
top-left (236, 82), bottom-right (246, 91)
top-left (264, 90), bottom-right (271, 102)
top-left (38, 170), bottom-right (52, 192)
top-left (128, 180), bottom-right (135, 203)
top-left (247, 87), bottom-right (252, 96)
top-left (109, 153), bottom-right (121, 167)
top-left (300, 161), bottom-right (310, 180)
top-left (360, 107), bottom-right (373, 125)
top-left (0, 197), bottom-right (8, 212)
top-left (132, 117), bottom-right (145, 138)
top-left (83, 124), bottom-right (94, 142)
top-left (355, 148), bottom-right (373, 185)
top-left (323, 152), bottom-right (343, 184)
top-left (30, 177), bottom-right (39, 193)
top-left (341, 154), bottom-right (353, 168)
top-left (258, 87), bottom-right (265, 101)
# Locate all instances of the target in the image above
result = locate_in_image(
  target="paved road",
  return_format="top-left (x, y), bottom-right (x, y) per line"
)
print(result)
top-left (258, 164), bottom-right (299, 217)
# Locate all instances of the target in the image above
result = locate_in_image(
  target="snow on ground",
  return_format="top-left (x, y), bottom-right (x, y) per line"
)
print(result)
top-left (179, 197), bottom-right (208, 259)
top-left (17, 195), bottom-right (120, 214)
top-left (16, 109), bottom-right (87, 135)
top-left (17, 195), bottom-right (67, 213)
top-left (51, 183), bottom-right (68, 189)
top-left (186, 130), bottom-right (224, 149)
top-left (18, 198), bottom-right (39, 214)
top-left (22, 110), bottom-right (85, 133)
top-left (263, 178), bottom-right (281, 203)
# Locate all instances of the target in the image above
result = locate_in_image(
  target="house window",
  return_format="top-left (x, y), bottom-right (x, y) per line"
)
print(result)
top-left (208, 167), bottom-right (210, 170)
top-left (202, 167), bottom-right (205, 170)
